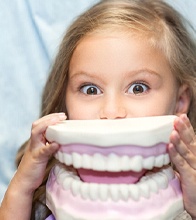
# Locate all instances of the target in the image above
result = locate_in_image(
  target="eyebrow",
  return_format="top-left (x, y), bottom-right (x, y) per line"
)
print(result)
top-left (69, 71), bottom-right (96, 79)
top-left (69, 68), bottom-right (162, 81)
top-left (128, 68), bottom-right (162, 79)
top-left (68, 71), bottom-right (106, 84)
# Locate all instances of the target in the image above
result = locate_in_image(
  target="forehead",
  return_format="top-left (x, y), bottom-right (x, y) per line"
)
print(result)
top-left (69, 30), bottom-right (172, 79)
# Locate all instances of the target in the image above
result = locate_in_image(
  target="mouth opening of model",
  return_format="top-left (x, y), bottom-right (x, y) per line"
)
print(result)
top-left (53, 142), bottom-right (172, 201)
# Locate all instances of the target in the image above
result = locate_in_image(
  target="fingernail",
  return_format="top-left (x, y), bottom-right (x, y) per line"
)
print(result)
top-left (183, 114), bottom-right (188, 120)
top-left (58, 112), bottom-right (67, 119)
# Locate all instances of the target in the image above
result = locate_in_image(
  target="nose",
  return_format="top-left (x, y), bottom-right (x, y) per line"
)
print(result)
top-left (99, 96), bottom-right (127, 119)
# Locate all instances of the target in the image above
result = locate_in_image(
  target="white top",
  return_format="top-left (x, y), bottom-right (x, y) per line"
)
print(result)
top-left (45, 115), bottom-right (177, 147)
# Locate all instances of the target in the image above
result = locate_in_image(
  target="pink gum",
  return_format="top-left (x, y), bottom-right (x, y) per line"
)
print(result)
top-left (59, 143), bottom-right (168, 157)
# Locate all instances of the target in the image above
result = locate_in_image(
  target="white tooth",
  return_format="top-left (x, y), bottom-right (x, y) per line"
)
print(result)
top-left (54, 151), bottom-right (59, 159)
top-left (82, 154), bottom-right (92, 169)
top-left (80, 182), bottom-right (89, 200)
top-left (154, 154), bottom-right (164, 168)
top-left (57, 171), bottom-right (68, 185)
top-left (120, 155), bottom-right (130, 171)
top-left (70, 166), bottom-right (78, 175)
top-left (55, 151), bottom-right (64, 163)
top-left (129, 156), bottom-right (143, 172)
top-left (92, 153), bottom-right (106, 171)
top-left (139, 175), bottom-right (149, 182)
top-left (58, 165), bottom-right (65, 175)
top-left (60, 151), bottom-right (65, 163)
top-left (119, 184), bottom-right (129, 201)
top-left (62, 169), bottom-right (71, 178)
top-left (147, 178), bottom-right (158, 193)
top-left (71, 180), bottom-right (81, 196)
top-left (129, 184), bottom-right (140, 201)
top-left (109, 184), bottom-right (119, 202)
top-left (56, 166), bottom-right (72, 184)
top-left (61, 153), bottom-right (66, 164)
top-left (143, 156), bottom-right (155, 170)
top-left (72, 171), bottom-right (80, 181)
top-left (99, 184), bottom-right (108, 201)
top-left (138, 182), bottom-right (150, 198)
top-left (64, 153), bottom-right (73, 166)
top-left (54, 151), bottom-right (60, 161)
top-left (63, 177), bottom-right (73, 190)
top-left (163, 154), bottom-right (170, 165)
top-left (152, 173), bottom-right (168, 189)
top-left (106, 153), bottom-right (121, 172)
top-left (89, 183), bottom-right (99, 201)
top-left (161, 166), bottom-right (174, 181)
top-left (145, 171), bottom-right (154, 176)
top-left (54, 164), bottom-right (61, 176)
top-left (72, 152), bottom-right (82, 169)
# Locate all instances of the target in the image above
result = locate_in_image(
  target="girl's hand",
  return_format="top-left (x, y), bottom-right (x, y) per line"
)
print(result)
top-left (15, 112), bottom-right (67, 193)
top-left (169, 114), bottom-right (196, 218)
top-left (0, 113), bottom-right (66, 220)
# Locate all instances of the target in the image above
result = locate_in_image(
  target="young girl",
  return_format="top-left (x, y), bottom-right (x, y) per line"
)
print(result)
top-left (1, 0), bottom-right (196, 219)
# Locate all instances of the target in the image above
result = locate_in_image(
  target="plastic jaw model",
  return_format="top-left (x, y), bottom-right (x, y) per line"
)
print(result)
top-left (45, 115), bottom-right (184, 220)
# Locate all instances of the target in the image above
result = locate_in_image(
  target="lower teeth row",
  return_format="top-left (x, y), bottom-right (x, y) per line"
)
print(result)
top-left (54, 165), bottom-right (174, 202)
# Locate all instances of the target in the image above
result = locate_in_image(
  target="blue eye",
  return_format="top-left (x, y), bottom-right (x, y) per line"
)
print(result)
top-left (128, 83), bottom-right (149, 95)
top-left (80, 84), bottom-right (102, 95)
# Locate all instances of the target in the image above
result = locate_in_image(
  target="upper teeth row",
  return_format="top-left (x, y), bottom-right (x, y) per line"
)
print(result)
top-left (54, 164), bottom-right (174, 202)
top-left (55, 152), bottom-right (170, 172)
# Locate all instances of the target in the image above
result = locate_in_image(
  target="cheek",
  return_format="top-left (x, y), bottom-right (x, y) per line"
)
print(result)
top-left (150, 95), bottom-right (177, 115)
top-left (127, 93), bottom-right (177, 117)
top-left (66, 98), bottom-right (98, 120)
top-left (66, 101), bottom-right (83, 119)
top-left (163, 88), bottom-right (178, 114)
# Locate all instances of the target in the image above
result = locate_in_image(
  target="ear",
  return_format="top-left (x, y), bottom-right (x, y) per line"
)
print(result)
top-left (175, 84), bottom-right (191, 116)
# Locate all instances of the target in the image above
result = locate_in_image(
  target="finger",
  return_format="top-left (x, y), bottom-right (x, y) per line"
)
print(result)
top-left (180, 114), bottom-right (193, 129)
top-left (173, 115), bottom-right (196, 157)
top-left (174, 115), bottom-right (195, 146)
top-left (32, 113), bottom-right (66, 129)
top-left (170, 130), bottom-right (196, 169)
top-left (168, 143), bottom-right (191, 178)
top-left (37, 142), bottom-right (60, 161)
top-left (179, 114), bottom-right (196, 153)
top-left (31, 113), bottom-right (66, 144)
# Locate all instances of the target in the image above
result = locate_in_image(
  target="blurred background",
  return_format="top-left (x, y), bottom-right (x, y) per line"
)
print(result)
top-left (0, 0), bottom-right (196, 201)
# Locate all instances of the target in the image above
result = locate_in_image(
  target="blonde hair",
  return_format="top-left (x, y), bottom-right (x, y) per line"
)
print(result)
top-left (16, 0), bottom-right (196, 219)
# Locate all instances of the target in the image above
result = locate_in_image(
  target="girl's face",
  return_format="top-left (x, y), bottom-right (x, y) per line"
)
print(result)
top-left (66, 32), bottom-right (190, 119)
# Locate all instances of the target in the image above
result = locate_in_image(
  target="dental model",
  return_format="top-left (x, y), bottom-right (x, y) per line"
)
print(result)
top-left (45, 115), bottom-right (184, 220)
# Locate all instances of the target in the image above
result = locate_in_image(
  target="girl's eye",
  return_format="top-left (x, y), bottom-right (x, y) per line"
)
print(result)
top-left (80, 84), bottom-right (102, 95)
top-left (128, 83), bottom-right (149, 95)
